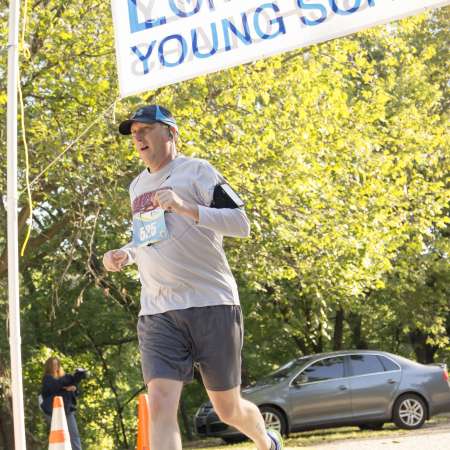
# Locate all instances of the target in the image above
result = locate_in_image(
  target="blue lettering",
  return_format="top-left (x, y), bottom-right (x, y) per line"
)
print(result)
top-left (127, 0), bottom-right (166, 34)
top-left (254, 3), bottom-right (286, 40)
top-left (158, 34), bottom-right (188, 67)
top-left (222, 14), bottom-right (252, 52)
top-left (192, 23), bottom-right (219, 58)
top-left (169, 0), bottom-right (202, 18)
top-left (329, 0), bottom-right (361, 15)
top-left (131, 42), bottom-right (157, 74)
top-left (297, 0), bottom-right (327, 26)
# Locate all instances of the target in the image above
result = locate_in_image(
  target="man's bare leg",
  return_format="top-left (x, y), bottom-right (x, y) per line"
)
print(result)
top-left (147, 378), bottom-right (183, 450)
top-left (207, 386), bottom-right (272, 450)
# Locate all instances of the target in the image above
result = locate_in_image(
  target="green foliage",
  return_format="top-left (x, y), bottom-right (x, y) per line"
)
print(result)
top-left (0, 2), bottom-right (448, 448)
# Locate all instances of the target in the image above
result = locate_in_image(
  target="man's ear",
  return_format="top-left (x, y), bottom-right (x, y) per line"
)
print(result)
top-left (168, 126), bottom-right (177, 141)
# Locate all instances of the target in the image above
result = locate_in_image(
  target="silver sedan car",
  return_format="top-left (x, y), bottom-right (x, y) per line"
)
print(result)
top-left (194, 350), bottom-right (450, 444)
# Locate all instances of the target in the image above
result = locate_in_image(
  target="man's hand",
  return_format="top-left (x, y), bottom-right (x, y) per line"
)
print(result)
top-left (63, 385), bottom-right (77, 392)
top-left (155, 189), bottom-right (199, 221)
top-left (103, 250), bottom-right (128, 272)
top-left (155, 189), bottom-right (183, 212)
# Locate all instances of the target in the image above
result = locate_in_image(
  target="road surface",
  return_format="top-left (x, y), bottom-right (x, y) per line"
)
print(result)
top-left (296, 422), bottom-right (450, 449)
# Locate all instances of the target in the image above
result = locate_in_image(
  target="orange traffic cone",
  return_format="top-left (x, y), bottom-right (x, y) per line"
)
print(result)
top-left (48, 396), bottom-right (72, 450)
top-left (136, 393), bottom-right (150, 450)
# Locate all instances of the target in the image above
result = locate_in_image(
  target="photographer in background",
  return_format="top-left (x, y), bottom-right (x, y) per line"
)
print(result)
top-left (41, 357), bottom-right (88, 450)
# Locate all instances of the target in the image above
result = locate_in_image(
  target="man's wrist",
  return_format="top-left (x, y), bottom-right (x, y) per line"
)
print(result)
top-left (119, 249), bottom-right (132, 266)
top-left (178, 201), bottom-right (199, 222)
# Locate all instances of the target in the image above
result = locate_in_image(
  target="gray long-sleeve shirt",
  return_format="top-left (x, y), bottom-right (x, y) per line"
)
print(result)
top-left (121, 155), bottom-right (250, 315)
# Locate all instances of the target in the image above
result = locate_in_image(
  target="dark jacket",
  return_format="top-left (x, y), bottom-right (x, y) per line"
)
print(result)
top-left (41, 374), bottom-right (78, 415)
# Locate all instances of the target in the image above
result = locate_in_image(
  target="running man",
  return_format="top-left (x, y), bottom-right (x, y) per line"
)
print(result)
top-left (103, 105), bottom-right (283, 450)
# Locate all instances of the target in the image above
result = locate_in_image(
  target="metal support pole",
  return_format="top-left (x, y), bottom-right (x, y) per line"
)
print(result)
top-left (7, 0), bottom-right (27, 448)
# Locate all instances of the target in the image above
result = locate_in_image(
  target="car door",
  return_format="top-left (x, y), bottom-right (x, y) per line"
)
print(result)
top-left (348, 354), bottom-right (401, 419)
top-left (288, 356), bottom-right (352, 426)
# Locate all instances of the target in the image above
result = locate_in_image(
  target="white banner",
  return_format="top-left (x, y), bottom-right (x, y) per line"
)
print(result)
top-left (111, 0), bottom-right (450, 98)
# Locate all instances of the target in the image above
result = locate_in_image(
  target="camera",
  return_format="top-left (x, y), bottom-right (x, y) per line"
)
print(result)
top-left (73, 368), bottom-right (90, 384)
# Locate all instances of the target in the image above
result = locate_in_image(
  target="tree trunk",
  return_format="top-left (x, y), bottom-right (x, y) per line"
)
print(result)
top-left (313, 322), bottom-right (323, 353)
top-left (0, 395), bottom-right (14, 450)
top-left (292, 335), bottom-right (309, 355)
top-left (347, 313), bottom-right (368, 349)
top-left (409, 330), bottom-right (437, 364)
top-left (333, 307), bottom-right (344, 351)
top-left (241, 357), bottom-right (251, 388)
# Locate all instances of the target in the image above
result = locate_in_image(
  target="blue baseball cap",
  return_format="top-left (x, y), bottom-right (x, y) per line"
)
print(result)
top-left (119, 105), bottom-right (178, 135)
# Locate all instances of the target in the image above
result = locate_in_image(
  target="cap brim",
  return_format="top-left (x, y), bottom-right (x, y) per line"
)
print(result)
top-left (118, 118), bottom-right (157, 135)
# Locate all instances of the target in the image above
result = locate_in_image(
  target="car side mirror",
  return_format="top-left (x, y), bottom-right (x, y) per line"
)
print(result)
top-left (293, 373), bottom-right (308, 387)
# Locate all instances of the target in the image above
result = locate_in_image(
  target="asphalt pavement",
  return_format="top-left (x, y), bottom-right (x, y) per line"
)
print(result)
top-left (296, 422), bottom-right (450, 450)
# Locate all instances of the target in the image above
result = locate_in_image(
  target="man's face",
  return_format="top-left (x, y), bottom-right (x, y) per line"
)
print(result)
top-left (131, 121), bottom-right (172, 169)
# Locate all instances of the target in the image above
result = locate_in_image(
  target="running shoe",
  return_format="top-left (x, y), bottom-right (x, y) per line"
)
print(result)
top-left (267, 429), bottom-right (284, 450)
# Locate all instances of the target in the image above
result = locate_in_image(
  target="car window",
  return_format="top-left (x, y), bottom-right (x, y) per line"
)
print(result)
top-left (299, 356), bottom-right (345, 383)
top-left (350, 355), bottom-right (385, 376)
top-left (270, 358), bottom-right (312, 380)
top-left (256, 357), bottom-right (312, 385)
top-left (378, 355), bottom-right (400, 372)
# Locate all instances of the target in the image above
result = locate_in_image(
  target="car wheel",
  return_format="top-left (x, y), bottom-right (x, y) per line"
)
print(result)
top-left (259, 405), bottom-right (287, 436)
top-left (358, 422), bottom-right (384, 431)
top-left (393, 394), bottom-right (427, 430)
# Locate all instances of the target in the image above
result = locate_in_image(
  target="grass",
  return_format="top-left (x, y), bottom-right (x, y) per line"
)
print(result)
top-left (184, 414), bottom-right (450, 449)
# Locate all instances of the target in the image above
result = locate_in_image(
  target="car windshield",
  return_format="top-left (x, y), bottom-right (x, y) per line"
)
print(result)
top-left (252, 357), bottom-right (312, 385)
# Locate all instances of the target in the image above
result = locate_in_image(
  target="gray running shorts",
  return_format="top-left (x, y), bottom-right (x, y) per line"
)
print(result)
top-left (137, 305), bottom-right (243, 391)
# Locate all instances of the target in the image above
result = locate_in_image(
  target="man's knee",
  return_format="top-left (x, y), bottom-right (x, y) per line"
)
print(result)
top-left (147, 381), bottom-right (181, 420)
top-left (214, 399), bottom-right (242, 424)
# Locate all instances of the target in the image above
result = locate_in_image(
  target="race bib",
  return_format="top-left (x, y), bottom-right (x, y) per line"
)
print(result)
top-left (132, 207), bottom-right (168, 247)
